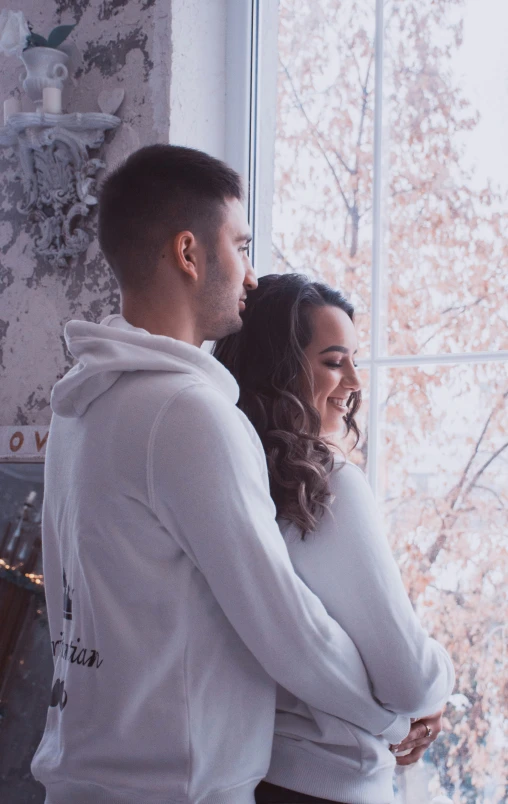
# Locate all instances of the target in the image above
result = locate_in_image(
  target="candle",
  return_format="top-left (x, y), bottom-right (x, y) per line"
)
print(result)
top-left (42, 86), bottom-right (62, 115)
top-left (3, 96), bottom-right (21, 124)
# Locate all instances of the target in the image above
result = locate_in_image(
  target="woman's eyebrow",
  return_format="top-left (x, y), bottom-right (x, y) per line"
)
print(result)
top-left (319, 345), bottom-right (348, 355)
top-left (319, 345), bottom-right (359, 355)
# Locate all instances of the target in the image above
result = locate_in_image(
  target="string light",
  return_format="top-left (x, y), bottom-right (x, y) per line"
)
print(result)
top-left (0, 556), bottom-right (44, 588)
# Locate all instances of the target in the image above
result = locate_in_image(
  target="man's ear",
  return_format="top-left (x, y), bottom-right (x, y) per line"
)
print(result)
top-left (172, 231), bottom-right (199, 281)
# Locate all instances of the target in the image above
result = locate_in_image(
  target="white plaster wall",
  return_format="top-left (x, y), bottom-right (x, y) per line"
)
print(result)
top-left (169, 0), bottom-right (226, 159)
top-left (0, 0), bottom-right (172, 450)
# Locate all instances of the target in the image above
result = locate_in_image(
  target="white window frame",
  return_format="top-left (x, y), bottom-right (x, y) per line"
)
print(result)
top-left (219, 3), bottom-right (508, 799)
top-left (244, 0), bottom-right (508, 499)
top-left (224, 0), bottom-right (279, 274)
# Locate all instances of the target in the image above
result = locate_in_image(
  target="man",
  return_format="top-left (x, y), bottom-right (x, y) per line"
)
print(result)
top-left (32, 145), bottom-right (413, 803)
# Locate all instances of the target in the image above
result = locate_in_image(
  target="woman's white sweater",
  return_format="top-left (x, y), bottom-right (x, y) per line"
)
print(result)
top-left (265, 461), bottom-right (455, 804)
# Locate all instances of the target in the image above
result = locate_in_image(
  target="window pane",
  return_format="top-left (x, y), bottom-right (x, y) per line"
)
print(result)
top-left (379, 361), bottom-right (508, 800)
top-left (268, 2), bottom-right (508, 799)
top-left (384, 0), bottom-right (508, 357)
top-left (272, 0), bottom-right (376, 355)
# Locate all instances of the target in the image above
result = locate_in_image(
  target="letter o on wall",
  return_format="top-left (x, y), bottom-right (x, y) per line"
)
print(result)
top-left (9, 431), bottom-right (24, 452)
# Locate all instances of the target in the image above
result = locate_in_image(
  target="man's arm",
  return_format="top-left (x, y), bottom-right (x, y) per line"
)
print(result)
top-left (147, 383), bottom-right (409, 744)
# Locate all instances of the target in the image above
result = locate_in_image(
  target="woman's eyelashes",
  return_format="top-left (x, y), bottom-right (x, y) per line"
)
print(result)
top-left (324, 360), bottom-right (358, 369)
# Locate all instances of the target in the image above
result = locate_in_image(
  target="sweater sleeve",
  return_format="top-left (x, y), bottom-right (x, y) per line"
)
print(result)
top-left (148, 383), bottom-right (409, 744)
top-left (285, 461), bottom-right (455, 718)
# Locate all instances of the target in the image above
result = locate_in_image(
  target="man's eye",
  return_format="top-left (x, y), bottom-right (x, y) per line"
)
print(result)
top-left (240, 245), bottom-right (250, 253)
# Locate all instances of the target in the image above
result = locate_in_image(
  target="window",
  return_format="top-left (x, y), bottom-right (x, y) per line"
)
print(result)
top-left (250, 0), bottom-right (508, 799)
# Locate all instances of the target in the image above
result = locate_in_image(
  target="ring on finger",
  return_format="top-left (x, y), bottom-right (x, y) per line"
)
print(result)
top-left (425, 724), bottom-right (433, 739)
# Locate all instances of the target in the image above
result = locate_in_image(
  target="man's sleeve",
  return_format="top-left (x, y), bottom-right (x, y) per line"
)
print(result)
top-left (147, 383), bottom-right (409, 743)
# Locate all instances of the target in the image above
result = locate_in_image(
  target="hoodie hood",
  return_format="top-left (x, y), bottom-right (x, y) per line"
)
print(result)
top-left (51, 314), bottom-right (239, 418)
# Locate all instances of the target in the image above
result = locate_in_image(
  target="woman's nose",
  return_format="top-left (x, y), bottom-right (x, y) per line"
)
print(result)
top-left (342, 366), bottom-right (361, 393)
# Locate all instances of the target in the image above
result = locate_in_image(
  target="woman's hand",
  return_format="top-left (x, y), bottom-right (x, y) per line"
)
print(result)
top-left (390, 709), bottom-right (444, 766)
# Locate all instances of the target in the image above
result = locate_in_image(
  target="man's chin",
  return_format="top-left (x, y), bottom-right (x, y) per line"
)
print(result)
top-left (210, 315), bottom-right (243, 341)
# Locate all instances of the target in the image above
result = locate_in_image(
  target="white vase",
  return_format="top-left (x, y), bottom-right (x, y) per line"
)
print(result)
top-left (20, 47), bottom-right (69, 105)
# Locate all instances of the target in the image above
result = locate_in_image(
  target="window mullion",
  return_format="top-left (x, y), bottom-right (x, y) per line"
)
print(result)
top-left (359, 350), bottom-right (508, 369)
top-left (248, 0), bottom-right (260, 265)
top-left (368, 0), bottom-right (386, 500)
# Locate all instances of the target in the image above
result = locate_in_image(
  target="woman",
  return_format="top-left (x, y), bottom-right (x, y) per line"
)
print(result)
top-left (213, 274), bottom-right (454, 804)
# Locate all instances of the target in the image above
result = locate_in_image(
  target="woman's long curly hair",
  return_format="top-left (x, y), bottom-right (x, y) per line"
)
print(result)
top-left (213, 273), bottom-right (362, 536)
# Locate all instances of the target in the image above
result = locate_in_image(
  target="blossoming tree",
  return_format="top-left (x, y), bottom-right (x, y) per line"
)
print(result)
top-left (272, 0), bottom-right (508, 800)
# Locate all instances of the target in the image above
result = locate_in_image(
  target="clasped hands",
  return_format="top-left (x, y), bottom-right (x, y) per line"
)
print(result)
top-left (390, 709), bottom-right (444, 766)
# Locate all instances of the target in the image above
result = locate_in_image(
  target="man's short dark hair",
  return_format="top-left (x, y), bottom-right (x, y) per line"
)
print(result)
top-left (98, 144), bottom-right (244, 290)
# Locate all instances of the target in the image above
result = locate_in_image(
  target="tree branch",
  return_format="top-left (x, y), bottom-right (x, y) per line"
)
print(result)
top-left (272, 242), bottom-right (297, 272)
top-left (280, 61), bottom-right (353, 214)
top-left (473, 484), bottom-right (505, 507)
top-left (446, 394), bottom-right (507, 510)
top-left (355, 54), bottom-right (373, 152)
top-left (426, 390), bottom-right (508, 565)
top-left (463, 442), bottom-right (508, 498)
top-left (441, 296), bottom-right (486, 316)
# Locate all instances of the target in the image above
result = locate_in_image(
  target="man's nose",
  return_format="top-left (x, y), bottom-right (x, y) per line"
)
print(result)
top-left (245, 261), bottom-right (258, 291)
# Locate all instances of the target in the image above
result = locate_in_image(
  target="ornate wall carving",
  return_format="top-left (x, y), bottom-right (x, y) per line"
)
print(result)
top-left (1, 112), bottom-right (120, 267)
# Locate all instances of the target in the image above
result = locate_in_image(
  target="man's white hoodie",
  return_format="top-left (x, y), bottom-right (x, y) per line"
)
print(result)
top-left (33, 315), bottom-right (419, 804)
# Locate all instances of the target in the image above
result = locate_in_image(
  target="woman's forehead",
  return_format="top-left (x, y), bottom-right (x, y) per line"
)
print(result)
top-left (307, 305), bottom-right (357, 350)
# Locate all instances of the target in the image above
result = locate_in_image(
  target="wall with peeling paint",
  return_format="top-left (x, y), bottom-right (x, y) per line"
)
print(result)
top-left (0, 0), bottom-right (171, 449)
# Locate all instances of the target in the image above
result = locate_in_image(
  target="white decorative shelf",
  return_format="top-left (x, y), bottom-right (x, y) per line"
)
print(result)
top-left (0, 111), bottom-right (121, 267)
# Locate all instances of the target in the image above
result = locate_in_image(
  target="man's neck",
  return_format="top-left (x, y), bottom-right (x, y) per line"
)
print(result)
top-left (121, 301), bottom-right (203, 348)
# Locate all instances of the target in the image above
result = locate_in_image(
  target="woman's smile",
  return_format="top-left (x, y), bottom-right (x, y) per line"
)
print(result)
top-left (327, 396), bottom-right (349, 413)
top-left (303, 305), bottom-right (361, 436)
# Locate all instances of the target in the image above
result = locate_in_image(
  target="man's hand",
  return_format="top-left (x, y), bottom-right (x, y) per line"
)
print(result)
top-left (390, 709), bottom-right (444, 766)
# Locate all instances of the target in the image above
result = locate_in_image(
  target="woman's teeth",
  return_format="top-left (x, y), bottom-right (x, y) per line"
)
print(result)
top-left (328, 398), bottom-right (347, 411)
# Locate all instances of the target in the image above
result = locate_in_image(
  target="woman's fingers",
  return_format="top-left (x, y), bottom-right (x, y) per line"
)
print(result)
top-left (390, 709), bottom-right (445, 766)
top-left (395, 744), bottom-right (428, 766)
top-left (391, 721), bottom-right (431, 754)
top-left (392, 709), bottom-right (443, 749)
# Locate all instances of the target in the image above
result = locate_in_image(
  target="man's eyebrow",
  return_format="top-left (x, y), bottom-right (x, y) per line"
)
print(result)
top-left (319, 345), bottom-right (358, 355)
top-left (235, 233), bottom-right (252, 243)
